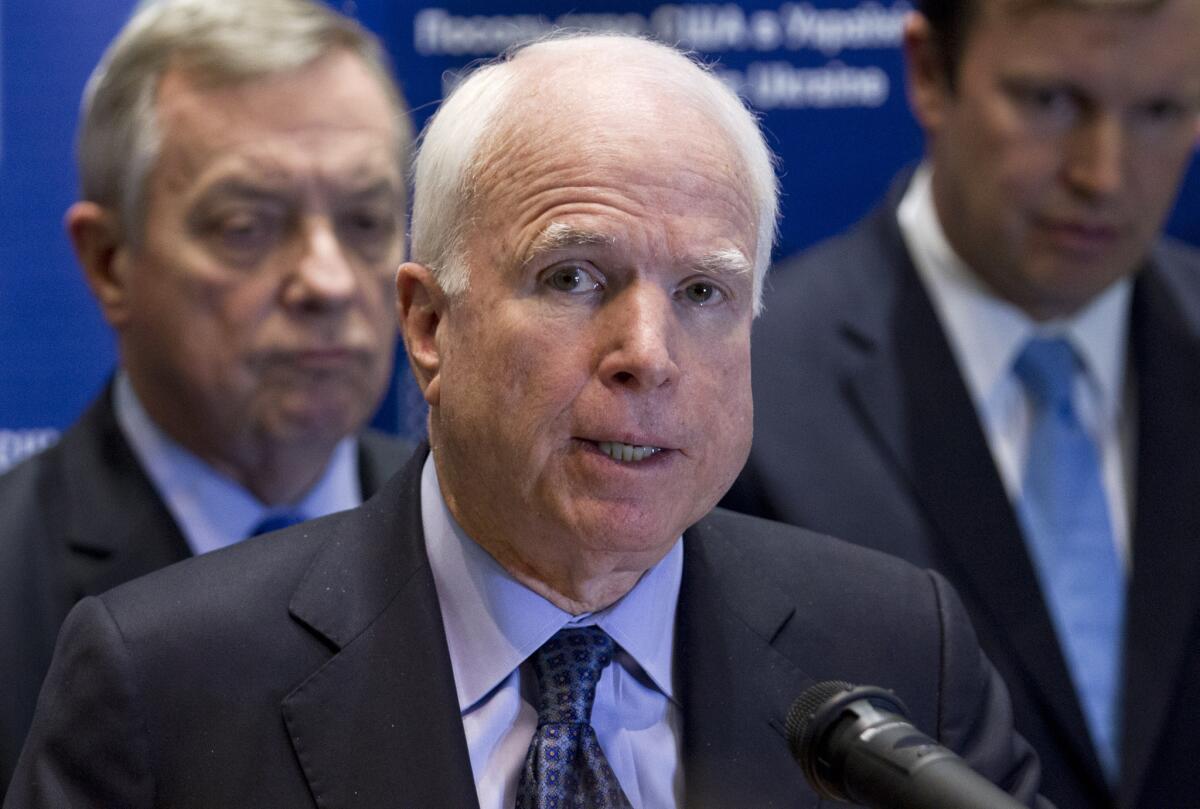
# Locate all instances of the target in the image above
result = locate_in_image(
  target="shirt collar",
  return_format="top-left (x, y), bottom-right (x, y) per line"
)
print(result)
top-left (898, 163), bottom-right (1130, 422)
top-left (420, 454), bottom-right (681, 715)
top-left (113, 373), bottom-right (362, 554)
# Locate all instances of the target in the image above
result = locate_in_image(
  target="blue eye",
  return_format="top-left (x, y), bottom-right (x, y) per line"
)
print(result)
top-left (544, 265), bottom-right (601, 294)
top-left (681, 280), bottom-right (724, 305)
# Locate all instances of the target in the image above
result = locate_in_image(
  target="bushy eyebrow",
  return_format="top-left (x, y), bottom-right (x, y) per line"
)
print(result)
top-left (195, 178), bottom-right (289, 204)
top-left (522, 222), bottom-right (614, 266)
top-left (695, 247), bottom-right (752, 279)
top-left (522, 221), bottom-right (751, 279)
top-left (341, 179), bottom-right (403, 201)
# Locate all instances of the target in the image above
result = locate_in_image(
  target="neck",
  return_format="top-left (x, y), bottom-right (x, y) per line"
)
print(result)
top-left (117, 372), bottom-right (344, 505)
top-left (204, 442), bottom-right (336, 506)
top-left (489, 545), bottom-right (647, 614)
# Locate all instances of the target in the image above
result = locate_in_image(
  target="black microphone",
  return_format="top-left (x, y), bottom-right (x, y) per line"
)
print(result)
top-left (786, 681), bottom-right (1028, 809)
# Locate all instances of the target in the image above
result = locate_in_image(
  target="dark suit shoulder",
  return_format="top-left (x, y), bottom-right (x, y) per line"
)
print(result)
top-left (7, 515), bottom-right (352, 809)
top-left (94, 448), bottom-right (426, 653)
top-left (0, 442), bottom-right (59, 544)
top-left (683, 509), bottom-right (1046, 806)
top-left (694, 506), bottom-right (929, 582)
top-left (5, 454), bottom-right (436, 809)
top-left (0, 423), bottom-right (76, 621)
top-left (0, 397), bottom-right (102, 531)
top-left (763, 208), bottom-right (893, 312)
top-left (1155, 234), bottom-right (1200, 271)
top-left (1148, 237), bottom-right (1200, 328)
top-left (0, 424), bottom-right (72, 788)
top-left (95, 507), bottom-right (347, 637)
top-left (752, 201), bottom-right (913, 379)
top-left (357, 429), bottom-right (415, 497)
top-left (688, 507), bottom-right (945, 637)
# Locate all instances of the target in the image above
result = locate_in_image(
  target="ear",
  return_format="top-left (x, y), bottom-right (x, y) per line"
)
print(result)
top-left (397, 261), bottom-right (448, 407)
top-left (903, 12), bottom-right (954, 136)
top-left (65, 201), bottom-right (134, 329)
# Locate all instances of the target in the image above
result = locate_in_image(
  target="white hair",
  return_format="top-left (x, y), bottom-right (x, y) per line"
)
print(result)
top-left (410, 33), bottom-right (779, 314)
top-left (77, 0), bottom-right (412, 244)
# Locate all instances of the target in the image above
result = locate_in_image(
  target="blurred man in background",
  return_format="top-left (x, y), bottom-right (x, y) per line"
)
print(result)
top-left (0, 0), bottom-right (413, 790)
top-left (725, 0), bottom-right (1200, 806)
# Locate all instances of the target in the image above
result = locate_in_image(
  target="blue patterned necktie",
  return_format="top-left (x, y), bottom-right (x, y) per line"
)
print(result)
top-left (1014, 337), bottom-right (1124, 781)
top-left (515, 626), bottom-right (634, 809)
top-left (248, 510), bottom-right (306, 538)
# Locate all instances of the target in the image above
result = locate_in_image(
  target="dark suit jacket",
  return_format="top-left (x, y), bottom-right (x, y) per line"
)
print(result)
top-left (5, 445), bottom-right (1048, 808)
top-left (722, 177), bottom-right (1200, 809)
top-left (0, 386), bottom-right (413, 796)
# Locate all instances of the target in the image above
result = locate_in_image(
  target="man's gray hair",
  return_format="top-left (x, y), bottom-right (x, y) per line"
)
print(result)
top-left (410, 33), bottom-right (779, 315)
top-left (78, 0), bottom-right (412, 243)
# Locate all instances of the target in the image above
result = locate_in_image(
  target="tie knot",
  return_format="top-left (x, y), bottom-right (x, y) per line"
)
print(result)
top-left (1015, 337), bottom-right (1079, 410)
top-left (248, 510), bottom-right (306, 538)
top-left (529, 626), bottom-right (615, 726)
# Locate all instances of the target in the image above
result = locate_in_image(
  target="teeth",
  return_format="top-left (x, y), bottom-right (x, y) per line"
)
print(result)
top-left (597, 441), bottom-right (663, 463)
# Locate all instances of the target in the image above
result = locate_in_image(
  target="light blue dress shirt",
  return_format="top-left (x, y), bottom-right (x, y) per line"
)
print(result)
top-left (113, 374), bottom-right (362, 555)
top-left (420, 455), bottom-right (683, 809)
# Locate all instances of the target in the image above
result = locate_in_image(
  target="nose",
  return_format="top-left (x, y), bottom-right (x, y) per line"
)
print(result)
top-left (597, 282), bottom-right (680, 392)
top-left (283, 218), bottom-right (358, 311)
top-left (1064, 114), bottom-right (1125, 200)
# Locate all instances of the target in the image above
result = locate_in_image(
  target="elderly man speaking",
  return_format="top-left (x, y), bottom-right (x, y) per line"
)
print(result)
top-left (6, 35), bottom-right (1046, 809)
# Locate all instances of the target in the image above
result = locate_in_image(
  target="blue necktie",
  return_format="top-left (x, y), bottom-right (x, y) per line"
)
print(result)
top-left (1014, 337), bottom-right (1124, 780)
top-left (516, 626), bottom-right (633, 809)
top-left (248, 510), bottom-right (306, 538)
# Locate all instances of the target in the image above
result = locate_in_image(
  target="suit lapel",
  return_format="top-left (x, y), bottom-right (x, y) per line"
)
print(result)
top-left (1119, 262), bottom-right (1200, 806)
top-left (63, 388), bottom-right (409, 604)
top-left (677, 518), bottom-right (818, 809)
top-left (836, 206), bottom-right (1102, 778)
top-left (59, 386), bottom-right (192, 599)
top-left (282, 448), bottom-right (479, 809)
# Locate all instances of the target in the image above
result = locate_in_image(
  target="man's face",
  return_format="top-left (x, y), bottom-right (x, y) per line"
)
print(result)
top-left (910, 0), bottom-right (1200, 320)
top-left (417, 89), bottom-right (758, 579)
top-left (111, 51), bottom-right (403, 472)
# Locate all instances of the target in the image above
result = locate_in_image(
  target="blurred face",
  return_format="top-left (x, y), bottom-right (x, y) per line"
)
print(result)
top-left (115, 51), bottom-right (404, 472)
top-left (414, 89), bottom-right (758, 584)
top-left (909, 0), bottom-right (1200, 320)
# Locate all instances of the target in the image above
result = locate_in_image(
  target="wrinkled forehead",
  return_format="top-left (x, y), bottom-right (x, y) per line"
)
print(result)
top-left (468, 58), bottom-right (755, 222)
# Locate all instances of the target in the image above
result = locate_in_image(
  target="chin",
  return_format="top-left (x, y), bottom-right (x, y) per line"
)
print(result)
top-left (569, 502), bottom-right (690, 555)
top-left (264, 403), bottom-right (360, 446)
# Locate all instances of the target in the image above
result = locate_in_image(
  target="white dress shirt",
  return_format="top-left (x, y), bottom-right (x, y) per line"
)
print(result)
top-left (113, 373), bottom-right (362, 554)
top-left (420, 454), bottom-right (683, 809)
top-left (897, 164), bottom-right (1135, 570)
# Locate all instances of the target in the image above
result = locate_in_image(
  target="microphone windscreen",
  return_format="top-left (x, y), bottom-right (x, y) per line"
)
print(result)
top-left (784, 680), bottom-right (853, 764)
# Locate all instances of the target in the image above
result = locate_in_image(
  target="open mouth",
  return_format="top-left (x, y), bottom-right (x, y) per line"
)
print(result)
top-left (596, 441), bottom-right (664, 463)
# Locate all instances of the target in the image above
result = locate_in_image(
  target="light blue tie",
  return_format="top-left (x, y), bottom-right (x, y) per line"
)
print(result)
top-left (1014, 337), bottom-right (1124, 781)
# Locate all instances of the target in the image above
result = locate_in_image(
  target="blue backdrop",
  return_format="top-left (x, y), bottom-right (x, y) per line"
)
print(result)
top-left (2, 0), bottom-right (1197, 468)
